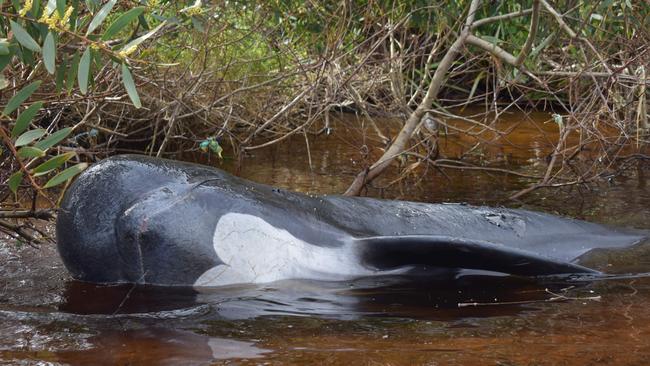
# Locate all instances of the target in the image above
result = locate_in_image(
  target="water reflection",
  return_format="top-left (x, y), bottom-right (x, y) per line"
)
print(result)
top-left (55, 273), bottom-right (615, 321)
top-left (54, 328), bottom-right (269, 365)
top-left (59, 282), bottom-right (199, 315)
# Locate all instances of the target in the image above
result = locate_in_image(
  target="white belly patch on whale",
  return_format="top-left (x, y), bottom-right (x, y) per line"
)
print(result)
top-left (193, 213), bottom-right (377, 287)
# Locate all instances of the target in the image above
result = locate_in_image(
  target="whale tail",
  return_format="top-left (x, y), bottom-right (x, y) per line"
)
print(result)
top-left (357, 235), bottom-right (600, 277)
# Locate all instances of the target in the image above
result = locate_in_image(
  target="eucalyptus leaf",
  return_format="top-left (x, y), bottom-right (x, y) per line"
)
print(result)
top-left (32, 152), bottom-right (75, 176)
top-left (86, 0), bottom-right (117, 35)
top-left (121, 21), bottom-right (165, 54)
top-left (0, 40), bottom-right (9, 55)
top-left (121, 63), bottom-right (141, 108)
top-left (0, 74), bottom-right (8, 90)
top-left (10, 21), bottom-right (41, 52)
top-left (11, 101), bottom-right (43, 138)
top-left (34, 127), bottom-right (72, 150)
top-left (43, 32), bottom-right (56, 74)
top-left (101, 7), bottom-right (144, 41)
top-left (17, 146), bottom-right (45, 158)
top-left (56, 0), bottom-right (66, 16)
top-left (31, 0), bottom-right (44, 20)
top-left (14, 128), bottom-right (46, 147)
top-left (44, 163), bottom-right (88, 188)
top-left (78, 47), bottom-right (91, 94)
top-left (85, 0), bottom-right (100, 13)
top-left (55, 56), bottom-right (67, 92)
top-left (45, 0), bottom-right (56, 16)
top-left (2, 81), bottom-right (42, 116)
top-left (191, 17), bottom-right (205, 33)
top-left (66, 51), bottom-right (80, 93)
top-left (0, 54), bottom-right (12, 71)
top-left (7, 171), bottom-right (23, 194)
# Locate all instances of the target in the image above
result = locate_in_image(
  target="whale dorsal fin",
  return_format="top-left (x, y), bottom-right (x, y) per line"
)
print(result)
top-left (355, 235), bottom-right (597, 277)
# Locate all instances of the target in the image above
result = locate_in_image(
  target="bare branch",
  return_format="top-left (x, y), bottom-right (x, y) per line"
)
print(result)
top-left (466, 35), bottom-right (518, 66)
top-left (471, 8), bottom-right (533, 29)
top-left (514, 0), bottom-right (540, 66)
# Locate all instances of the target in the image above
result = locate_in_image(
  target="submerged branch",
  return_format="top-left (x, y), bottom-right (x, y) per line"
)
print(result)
top-left (0, 210), bottom-right (55, 220)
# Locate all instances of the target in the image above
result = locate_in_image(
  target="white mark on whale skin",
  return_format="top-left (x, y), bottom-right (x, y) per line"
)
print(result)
top-left (194, 213), bottom-right (378, 287)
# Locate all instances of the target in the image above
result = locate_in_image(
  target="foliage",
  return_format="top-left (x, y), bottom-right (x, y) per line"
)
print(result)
top-left (1, 0), bottom-right (161, 198)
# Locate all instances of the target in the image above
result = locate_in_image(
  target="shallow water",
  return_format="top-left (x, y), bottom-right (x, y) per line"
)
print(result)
top-left (1, 110), bottom-right (650, 365)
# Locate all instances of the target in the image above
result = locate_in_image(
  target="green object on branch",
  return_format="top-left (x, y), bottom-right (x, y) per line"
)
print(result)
top-left (199, 137), bottom-right (223, 159)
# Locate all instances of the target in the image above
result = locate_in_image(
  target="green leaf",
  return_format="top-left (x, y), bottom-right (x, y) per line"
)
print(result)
top-left (78, 47), bottom-right (91, 94)
top-left (34, 127), bottom-right (72, 150)
top-left (20, 47), bottom-right (35, 66)
top-left (66, 51), bottom-right (80, 93)
top-left (137, 13), bottom-right (150, 30)
top-left (191, 17), bottom-right (205, 33)
top-left (56, 0), bottom-right (66, 16)
top-left (32, 0), bottom-right (43, 18)
top-left (45, 0), bottom-right (57, 15)
top-left (1, 54), bottom-right (12, 71)
top-left (44, 163), bottom-right (88, 188)
top-left (85, 0), bottom-right (100, 13)
top-left (121, 21), bottom-right (165, 54)
top-left (86, 0), bottom-right (116, 35)
top-left (7, 171), bottom-right (23, 194)
top-left (2, 81), bottom-right (42, 116)
top-left (15, 128), bottom-right (46, 147)
top-left (0, 74), bottom-right (8, 90)
top-left (32, 152), bottom-right (75, 176)
top-left (55, 56), bottom-right (66, 92)
top-left (10, 21), bottom-right (41, 53)
top-left (17, 146), bottom-right (46, 158)
top-left (101, 7), bottom-right (144, 41)
top-left (11, 101), bottom-right (43, 138)
top-left (67, 1), bottom-right (80, 31)
top-left (43, 32), bottom-right (56, 74)
top-left (0, 40), bottom-right (10, 55)
top-left (121, 63), bottom-right (141, 108)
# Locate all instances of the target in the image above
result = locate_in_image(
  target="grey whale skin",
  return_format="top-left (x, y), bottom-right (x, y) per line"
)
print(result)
top-left (56, 155), bottom-right (646, 287)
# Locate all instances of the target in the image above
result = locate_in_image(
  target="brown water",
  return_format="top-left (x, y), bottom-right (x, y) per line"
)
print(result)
top-left (1, 110), bottom-right (650, 365)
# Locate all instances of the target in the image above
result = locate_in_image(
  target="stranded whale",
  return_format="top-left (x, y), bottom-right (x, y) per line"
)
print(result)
top-left (56, 155), bottom-right (646, 287)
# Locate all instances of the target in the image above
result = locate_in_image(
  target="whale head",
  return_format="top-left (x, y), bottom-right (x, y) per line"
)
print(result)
top-left (57, 181), bottom-right (221, 285)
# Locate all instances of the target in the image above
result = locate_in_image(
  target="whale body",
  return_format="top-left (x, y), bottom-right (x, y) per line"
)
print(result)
top-left (56, 155), bottom-right (646, 287)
